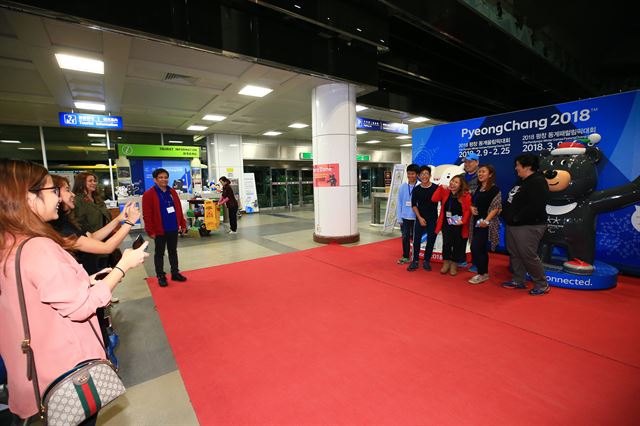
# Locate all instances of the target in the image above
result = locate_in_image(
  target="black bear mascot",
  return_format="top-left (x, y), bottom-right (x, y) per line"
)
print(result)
top-left (539, 134), bottom-right (640, 274)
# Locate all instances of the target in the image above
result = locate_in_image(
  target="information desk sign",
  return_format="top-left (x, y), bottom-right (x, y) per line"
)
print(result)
top-left (117, 143), bottom-right (200, 158)
top-left (59, 112), bottom-right (123, 130)
top-left (356, 117), bottom-right (408, 135)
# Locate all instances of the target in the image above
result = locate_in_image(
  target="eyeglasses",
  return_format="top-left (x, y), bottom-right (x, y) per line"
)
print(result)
top-left (30, 186), bottom-right (60, 196)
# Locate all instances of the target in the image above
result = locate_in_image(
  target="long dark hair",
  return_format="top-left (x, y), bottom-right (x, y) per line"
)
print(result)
top-left (0, 160), bottom-right (73, 269)
top-left (51, 174), bottom-right (82, 231)
top-left (479, 164), bottom-right (497, 188)
top-left (73, 171), bottom-right (103, 203)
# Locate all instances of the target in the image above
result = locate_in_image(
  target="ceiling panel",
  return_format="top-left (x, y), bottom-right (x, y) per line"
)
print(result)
top-left (122, 80), bottom-right (214, 111)
top-left (0, 67), bottom-right (51, 96)
top-left (45, 20), bottom-right (102, 53)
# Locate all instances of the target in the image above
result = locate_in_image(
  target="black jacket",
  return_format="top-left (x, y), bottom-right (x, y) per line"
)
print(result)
top-left (501, 171), bottom-right (548, 226)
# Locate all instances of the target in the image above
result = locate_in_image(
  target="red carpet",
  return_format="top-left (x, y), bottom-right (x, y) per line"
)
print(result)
top-left (147, 239), bottom-right (640, 425)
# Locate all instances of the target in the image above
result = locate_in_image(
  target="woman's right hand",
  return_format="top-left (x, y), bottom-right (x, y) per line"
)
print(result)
top-left (471, 206), bottom-right (478, 216)
top-left (125, 203), bottom-right (141, 224)
top-left (117, 242), bottom-right (149, 271)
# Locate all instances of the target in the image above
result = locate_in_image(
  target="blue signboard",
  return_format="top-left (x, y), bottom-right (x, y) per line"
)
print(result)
top-left (413, 90), bottom-right (640, 276)
top-left (59, 112), bottom-right (123, 129)
top-left (357, 116), bottom-right (408, 134)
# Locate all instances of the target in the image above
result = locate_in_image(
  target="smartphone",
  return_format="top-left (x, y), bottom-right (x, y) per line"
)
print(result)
top-left (94, 271), bottom-right (109, 280)
top-left (132, 234), bottom-right (145, 249)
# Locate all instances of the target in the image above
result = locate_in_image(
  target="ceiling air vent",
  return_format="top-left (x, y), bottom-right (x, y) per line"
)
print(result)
top-left (163, 72), bottom-right (197, 86)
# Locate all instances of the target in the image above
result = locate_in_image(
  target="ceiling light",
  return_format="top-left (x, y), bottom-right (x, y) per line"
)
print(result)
top-left (74, 101), bottom-right (105, 111)
top-left (117, 137), bottom-right (122, 140)
top-left (355, 105), bottom-right (368, 112)
top-left (90, 143), bottom-right (106, 147)
top-left (187, 125), bottom-right (208, 131)
top-left (288, 123), bottom-right (308, 128)
top-left (365, 140), bottom-right (380, 144)
top-left (263, 131), bottom-right (282, 136)
top-left (87, 133), bottom-right (106, 138)
top-left (168, 140), bottom-right (183, 144)
top-left (18, 147), bottom-right (35, 150)
top-left (229, 144), bottom-right (238, 147)
top-left (356, 130), bottom-right (367, 135)
top-left (202, 114), bottom-right (226, 121)
top-left (1, 140), bottom-right (21, 144)
top-left (356, 27), bottom-right (362, 32)
top-left (408, 116), bottom-right (430, 123)
top-left (401, 143), bottom-right (413, 147)
top-left (55, 53), bottom-right (104, 74)
top-left (239, 85), bottom-right (273, 97)
top-left (396, 135), bottom-right (411, 139)
top-left (294, 4), bottom-right (301, 8)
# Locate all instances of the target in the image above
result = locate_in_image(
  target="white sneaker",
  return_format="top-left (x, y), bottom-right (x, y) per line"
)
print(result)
top-left (468, 274), bottom-right (489, 284)
top-left (110, 296), bottom-right (120, 303)
top-left (229, 230), bottom-right (237, 234)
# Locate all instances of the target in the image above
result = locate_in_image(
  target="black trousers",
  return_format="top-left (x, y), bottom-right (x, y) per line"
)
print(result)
top-left (412, 221), bottom-right (437, 263)
top-left (154, 231), bottom-right (179, 277)
top-left (400, 219), bottom-right (415, 258)
top-left (228, 206), bottom-right (238, 232)
top-left (442, 223), bottom-right (466, 262)
top-left (471, 226), bottom-right (490, 274)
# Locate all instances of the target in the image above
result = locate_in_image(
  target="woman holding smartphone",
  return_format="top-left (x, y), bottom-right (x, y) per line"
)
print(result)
top-left (0, 159), bottom-right (148, 424)
top-left (432, 175), bottom-right (472, 276)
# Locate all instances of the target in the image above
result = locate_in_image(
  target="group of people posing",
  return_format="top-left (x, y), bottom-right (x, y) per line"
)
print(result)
top-left (396, 153), bottom-right (551, 296)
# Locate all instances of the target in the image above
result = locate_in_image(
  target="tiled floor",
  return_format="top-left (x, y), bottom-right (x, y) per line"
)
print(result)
top-left (98, 206), bottom-right (398, 425)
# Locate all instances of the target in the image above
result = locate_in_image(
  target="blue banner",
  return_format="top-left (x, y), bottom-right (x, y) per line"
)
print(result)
top-left (357, 116), bottom-right (408, 134)
top-left (413, 90), bottom-right (640, 275)
top-left (59, 112), bottom-right (123, 129)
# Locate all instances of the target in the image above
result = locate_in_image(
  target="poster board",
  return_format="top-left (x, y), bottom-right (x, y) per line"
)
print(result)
top-left (383, 164), bottom-right (406, 233)
top-left (242, 172), bottom-right (260, 213)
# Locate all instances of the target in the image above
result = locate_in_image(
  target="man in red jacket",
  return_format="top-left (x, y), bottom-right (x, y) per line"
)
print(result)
top-left (142, 168), bottom-right (187, 287)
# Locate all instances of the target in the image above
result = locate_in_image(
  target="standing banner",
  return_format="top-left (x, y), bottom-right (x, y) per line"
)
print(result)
top-left (383, 164), bottom-right (406, 233)
top-left (313, 163), bottom-right (340, 187)
top-left (413, 90), bottom-right (640, 275)
top-left (242, 172), bottom-right (260, 213)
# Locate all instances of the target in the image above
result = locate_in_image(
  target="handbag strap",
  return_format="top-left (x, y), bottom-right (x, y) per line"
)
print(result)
top-left (14, 237), bottom-right (42, 409)
top-left (15, 237), bottom-right (110, 411)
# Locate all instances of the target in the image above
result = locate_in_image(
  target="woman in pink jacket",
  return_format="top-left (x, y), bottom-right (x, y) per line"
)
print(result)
top-left (0, 160), bottom-right (148, 424)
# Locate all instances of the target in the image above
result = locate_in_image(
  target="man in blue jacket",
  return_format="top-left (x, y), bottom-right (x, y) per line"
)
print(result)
top-left (396, 164), bottom-right (420, 264)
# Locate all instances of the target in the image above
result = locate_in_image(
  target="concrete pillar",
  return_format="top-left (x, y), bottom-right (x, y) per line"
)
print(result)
top-left (207, 134), bottom-right (244, 202)
top-left (312, 83), bottom-right (359, 243)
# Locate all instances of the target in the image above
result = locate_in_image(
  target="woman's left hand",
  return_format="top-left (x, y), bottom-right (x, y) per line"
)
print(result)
top-left (478, 220), bottom-right (489, 228)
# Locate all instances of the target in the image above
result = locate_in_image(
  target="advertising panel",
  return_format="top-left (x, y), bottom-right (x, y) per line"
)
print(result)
top-left (313, 163), bottom-right (340, 187)
top-left (413, 90), bottom-right (640, 275)
top-left (242, 173), bottom-right (260, 213)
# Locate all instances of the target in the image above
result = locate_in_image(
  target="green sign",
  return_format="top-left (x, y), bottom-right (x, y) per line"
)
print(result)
top-left (298, 152), bottom-right (370, 161)
top-left (118, 143), bottom-right (200, 158)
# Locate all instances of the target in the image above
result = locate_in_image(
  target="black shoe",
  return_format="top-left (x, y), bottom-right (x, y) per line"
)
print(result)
top-left (423, 262), bottom-right (432, 271)
top-left (529, 285), bottom-right (550, 296)
top-left (407, 261), bottom-right (418, 271)
top-left (158, 275), bottom-right (168, 287)
top-left (171, 273), bottom-right (187, 282)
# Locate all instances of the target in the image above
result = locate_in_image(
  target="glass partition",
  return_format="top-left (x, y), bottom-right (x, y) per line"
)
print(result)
top-left (0, 124), bottom-right (43, 165)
